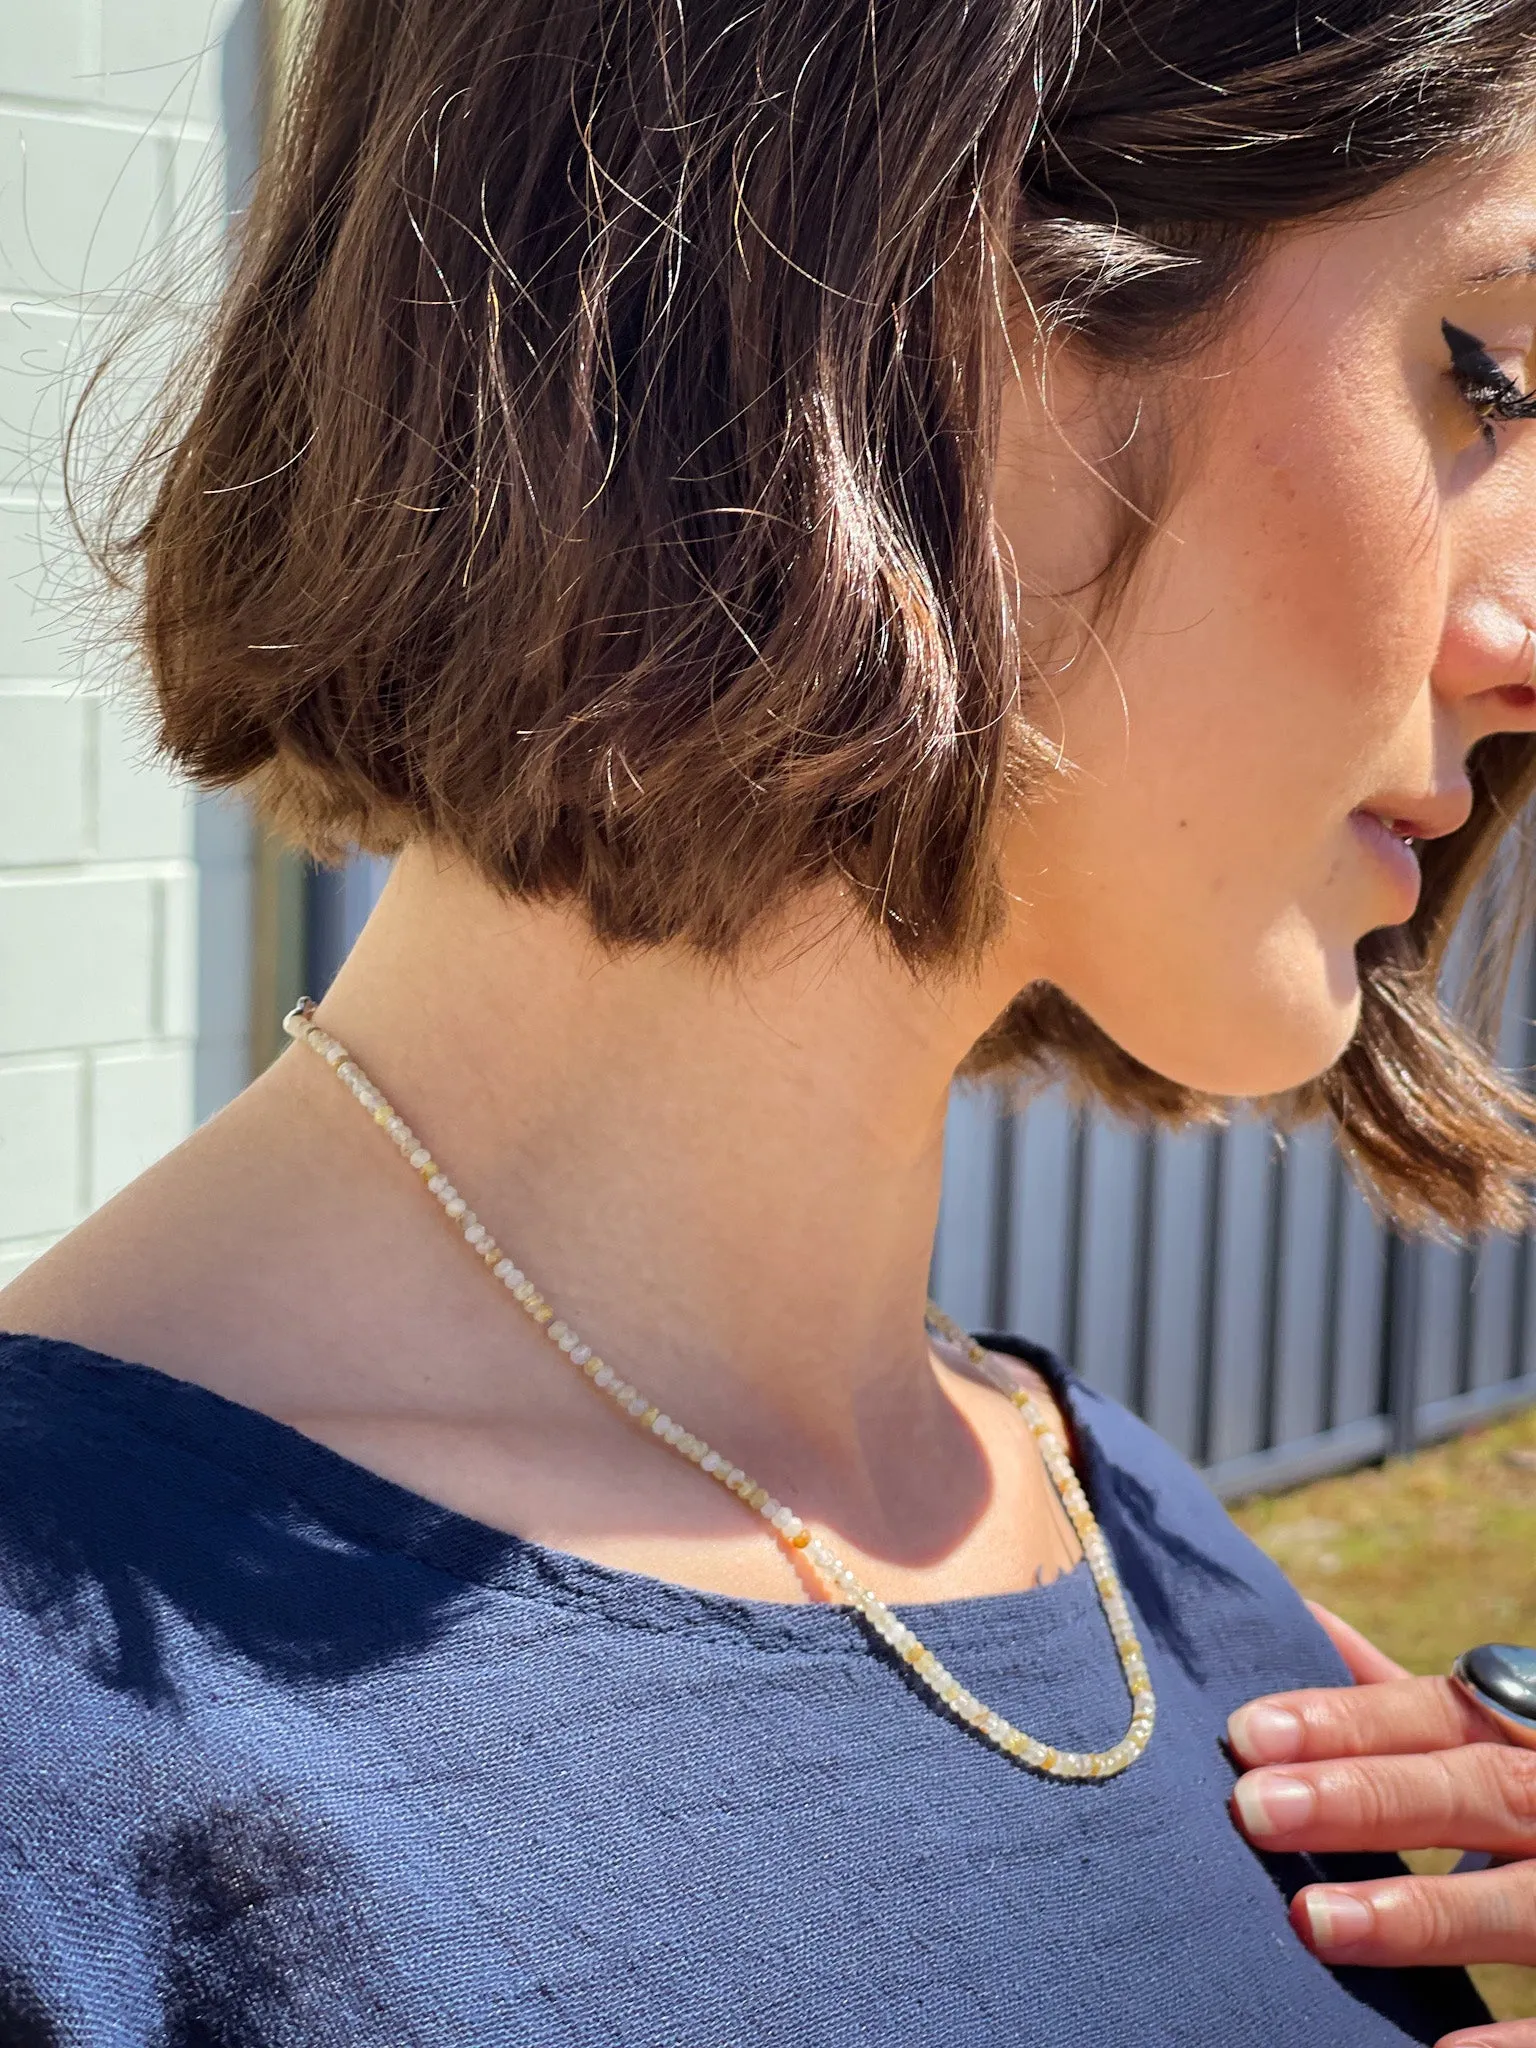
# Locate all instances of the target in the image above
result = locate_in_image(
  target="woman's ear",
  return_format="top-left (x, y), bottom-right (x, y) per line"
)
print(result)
top-left (993, 323), bottom-right (1123, 620)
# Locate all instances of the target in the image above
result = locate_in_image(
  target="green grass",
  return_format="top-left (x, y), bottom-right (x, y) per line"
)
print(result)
top-left (1231, 1400), bottom-right (1536, 2024)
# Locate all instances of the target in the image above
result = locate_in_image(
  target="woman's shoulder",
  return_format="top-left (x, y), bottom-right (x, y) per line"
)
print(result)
top-left (0, 1330), bottom-right (231, 1653)
top-left (0, 1332), bottom-right (189, 1790)
top-left (0, 1329), bottom-right (468, 1725)
top-left (0, 1327), bottom-right (140, 1517)
top-left (0, 1325), bottom-right (251, 1511)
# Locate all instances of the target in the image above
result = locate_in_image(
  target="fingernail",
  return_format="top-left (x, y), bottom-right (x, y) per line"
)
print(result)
top-left (1233, 1771), bottom-right (1316, 1837)
top-left (1227, 1702), bottom-right (1304, 1763)
top-left (1302, 1888), bottom-right (1373, 1951)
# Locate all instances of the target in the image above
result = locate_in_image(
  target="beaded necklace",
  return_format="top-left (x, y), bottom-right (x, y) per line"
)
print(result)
top-left (284, 999), bottom-right (1156, 1779)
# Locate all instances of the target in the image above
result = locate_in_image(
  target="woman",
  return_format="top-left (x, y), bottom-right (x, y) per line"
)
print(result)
top-left (3, 0), bottom-right (1536, 2038)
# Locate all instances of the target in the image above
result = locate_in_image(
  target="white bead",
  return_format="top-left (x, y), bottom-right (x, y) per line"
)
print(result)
top-left (444, 1196), bottom-right (467, 1219)
top-left (492, 1258), bottom-right (514, 1280)
top-left (569, 1344), bottom-right (590, 1364)
top-left (701, 1451), bottom-right (721, 1474)
top-left (593, 1366), bottom-right (614, 1389)
top-left (651, 1413), bottom-right (671, 1435)
top-left (464, 1224), bottom-right (486, 1246)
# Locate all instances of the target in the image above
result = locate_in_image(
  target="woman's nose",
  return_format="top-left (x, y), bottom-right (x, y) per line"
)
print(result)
top-left (1433, 596), bottom-right (1536, 733)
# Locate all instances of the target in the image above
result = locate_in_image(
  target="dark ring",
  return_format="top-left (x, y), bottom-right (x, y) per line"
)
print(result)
top-left (1450, 1644), bottom-right (1536, 1751)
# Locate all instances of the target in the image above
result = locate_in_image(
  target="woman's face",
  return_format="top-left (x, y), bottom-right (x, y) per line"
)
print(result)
top-left (994, 148), bottom-right (1536, 1097)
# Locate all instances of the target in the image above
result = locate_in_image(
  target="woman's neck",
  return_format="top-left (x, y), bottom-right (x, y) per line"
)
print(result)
top-left (311, 846), bottom-right (1030, 1470)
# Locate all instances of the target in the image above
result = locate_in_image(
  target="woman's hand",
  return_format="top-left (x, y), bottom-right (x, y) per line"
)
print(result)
top-left (1227, 1602), bottom-right (1536, 2048)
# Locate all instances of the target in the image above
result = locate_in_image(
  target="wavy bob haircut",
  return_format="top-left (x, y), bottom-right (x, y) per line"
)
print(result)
top-left (109, 0), bottom-right (1536, 1235)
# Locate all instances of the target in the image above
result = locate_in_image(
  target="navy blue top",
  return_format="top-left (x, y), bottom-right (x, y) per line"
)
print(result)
top-left (0, 1329), bottom-right (1487, 2047)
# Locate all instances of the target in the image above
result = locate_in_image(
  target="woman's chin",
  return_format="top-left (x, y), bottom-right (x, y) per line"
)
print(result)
top-left (1088, 980), bottom-right (1364, 1102)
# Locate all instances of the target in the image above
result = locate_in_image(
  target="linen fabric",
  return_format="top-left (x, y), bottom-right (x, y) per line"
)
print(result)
top-left (0, 1328), bottom-right (1489, 2047)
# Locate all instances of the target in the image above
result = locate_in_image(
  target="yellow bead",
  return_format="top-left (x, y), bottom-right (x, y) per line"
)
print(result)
top-left (791, 1528), bottom-right (811, 1549)
top-left (747, 1485), bottom-right (769, 1510)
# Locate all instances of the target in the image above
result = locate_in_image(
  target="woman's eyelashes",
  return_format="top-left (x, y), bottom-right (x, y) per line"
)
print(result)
top-left (1443, 318), bottom-right (1536, 448)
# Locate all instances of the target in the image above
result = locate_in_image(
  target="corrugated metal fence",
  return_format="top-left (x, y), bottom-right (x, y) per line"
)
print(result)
top-left (933, 921), bottom-right (1536, 1500)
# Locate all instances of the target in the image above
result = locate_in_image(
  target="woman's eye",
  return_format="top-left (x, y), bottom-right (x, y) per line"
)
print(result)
top-left (1442, 318), bottom-right (1536, 449)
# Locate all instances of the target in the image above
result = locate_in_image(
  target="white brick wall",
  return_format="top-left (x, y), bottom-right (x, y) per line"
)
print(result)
top-left (0, 0), bottom-right (253, 1281)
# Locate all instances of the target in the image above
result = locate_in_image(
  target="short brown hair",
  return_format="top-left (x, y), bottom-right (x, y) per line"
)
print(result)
top-left (107, 0), bottom-right (1536, 1234)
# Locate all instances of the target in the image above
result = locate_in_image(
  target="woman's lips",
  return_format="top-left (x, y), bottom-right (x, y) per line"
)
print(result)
top-left (1349, 808), bottom-right (1422, 916)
